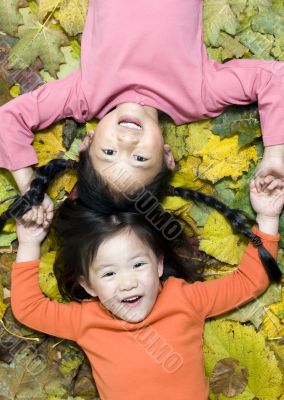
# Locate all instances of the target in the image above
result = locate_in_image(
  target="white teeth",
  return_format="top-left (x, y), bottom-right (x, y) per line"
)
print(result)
top-left (119, 121), bottom-right (142, 130)
top-left (123, 296), bottom-right (140, 302)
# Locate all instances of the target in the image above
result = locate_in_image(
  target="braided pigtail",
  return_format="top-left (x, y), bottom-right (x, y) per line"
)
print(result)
top-left (168, 186), bottom-right (282, 283)
top-left (0, 159), bottom-right (77, 231)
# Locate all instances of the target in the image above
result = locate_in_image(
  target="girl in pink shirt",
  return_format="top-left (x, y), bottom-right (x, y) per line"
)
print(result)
top-left (0, 0), bottom-right (283, 219)
top-left (11, 177), bottom-right (283, 399)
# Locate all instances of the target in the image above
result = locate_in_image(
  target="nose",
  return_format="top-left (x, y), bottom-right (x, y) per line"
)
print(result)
top-left (119, 273), bottom-right (138, 291)
top-left (117, 128), bottom-right (139, 144)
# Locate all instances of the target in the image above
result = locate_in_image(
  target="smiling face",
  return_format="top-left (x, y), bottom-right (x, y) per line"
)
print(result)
top-left (85, 103), bottom-right (175, 192)
top-left (79, 228), bottom-right (164, 323)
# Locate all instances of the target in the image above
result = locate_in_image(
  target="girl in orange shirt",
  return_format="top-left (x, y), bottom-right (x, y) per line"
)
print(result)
top-left (11, 177), bottom-right (283, 399)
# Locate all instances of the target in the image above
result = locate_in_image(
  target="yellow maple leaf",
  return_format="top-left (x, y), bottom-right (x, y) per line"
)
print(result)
top-left (269, 342), bottom-right (284, 376)
top-left (33, 123), bottom-right (65, 166)
top-left (39, 251), bottom-right (63, 301)
top-left (185, 119), bottom-right (213, 154)
top-left (200, 210), bottom-right (247, 265)
top-left (57, 0), bottom-right (89, 36)
top-left (194, 134), bottom-right (258, 183)
top-left (37, 0), bottom-right (62, 20)
top-left (86, 120), bottom-right (98, 133)
top-left (261, 287), bottom-right (284, 340)
top-left (162, 195), bottom-right (189, 213)
top-left (0, 280), bottom-right (7, 320)
top-left (162, 155), bottom-right (215, 212)
top-left (47, 169), bottom-right (77, 199)
top-left (204, 320), bottom-right (283, 399)
top-left (3, 220), bottom-right (16, 233)
top-left (171, 156), bottom-right (215, 192)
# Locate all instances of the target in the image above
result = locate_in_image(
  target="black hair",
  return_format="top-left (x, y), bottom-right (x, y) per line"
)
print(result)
top-left (0, 159), bottom-right (76, 231)
top-left (2, 150), bottom-right (282, 284)
top-left (75, 146), bottom-right (172, 213)
top-left (52, 204), bottom-right (204, 301)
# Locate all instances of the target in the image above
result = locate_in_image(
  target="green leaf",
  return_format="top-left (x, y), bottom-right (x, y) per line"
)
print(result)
top-left (211, 104), bottom-right (261, 147)
top-left (252, 9), bottom-right (284, 42)
top-left (161, 122), bottom-right (190, 162)
top-left (0, 0), bottom-right (27, 36)
top-left (238, 29), bottom-right (274, 58)
top-left (0, 76), bottom-right (13, 106)
top-left (8, 7), bottom-right (69, 77)
top-left (204, 0), bottom-right (238, 46)
top-left (0, 232), bottom-right (16, 247)
top-left (217, 32), bottom-right (248, 61)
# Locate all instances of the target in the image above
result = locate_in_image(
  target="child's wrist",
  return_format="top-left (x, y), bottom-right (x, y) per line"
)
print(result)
top-left (256, 215), bottom-right (279, 235)
top-left (16, 242), bottom-right (40, 262)
top-left (12, 167), bottom-right (35, 195)
top-left (264, 144), bottom-right (284, 157)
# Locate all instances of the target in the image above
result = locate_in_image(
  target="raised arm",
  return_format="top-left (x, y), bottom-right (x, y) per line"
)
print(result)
top-left (10, 219), bottom-right (84, 341)
top-left (11, 260), bottom-right (83, 341)
top-left (202, 57), bottom-right (284, 147)
top-left (0, 68), bottom-right (88, 172)
top-left (182, 225), bottom-right (279, 321)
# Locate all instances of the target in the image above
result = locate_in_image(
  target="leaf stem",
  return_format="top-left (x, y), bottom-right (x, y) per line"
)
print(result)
top-left (0, 319), bottom-right (40, 342)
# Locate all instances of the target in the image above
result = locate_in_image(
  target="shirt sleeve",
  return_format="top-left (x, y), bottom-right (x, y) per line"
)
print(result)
top-left (11, 260), bottom-right (83, 341)
top-left (181, 226), bottom-right (280, 321)
top-left (202, 57), bottom-right (284, 146)
top-left (0, 68), bottom-right (89, 171)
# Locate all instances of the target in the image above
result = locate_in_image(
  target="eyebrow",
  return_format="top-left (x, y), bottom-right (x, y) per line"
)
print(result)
top-left (96, 264), bottom-right (114, 271)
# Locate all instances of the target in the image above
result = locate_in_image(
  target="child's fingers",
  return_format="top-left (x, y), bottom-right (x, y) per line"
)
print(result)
top-left (254, 176), bottom-right (264, 192)
top-left (21, 209), bottom-right (33, 222)
top-left (35, 206), bottom-right (44, 226)
top-left (44, 207), bottom-right (54, 222)
top-left (249, 178), bottom-right (256, 190)
top-left (266, 179), bottom-right (282, 191)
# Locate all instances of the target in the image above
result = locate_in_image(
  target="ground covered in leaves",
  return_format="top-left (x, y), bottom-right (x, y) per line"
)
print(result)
top-left (0, 0), bottom-right (283, 399)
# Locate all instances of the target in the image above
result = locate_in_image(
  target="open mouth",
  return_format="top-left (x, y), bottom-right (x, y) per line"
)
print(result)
top-left (118, 116), bottom-right (142, 130)
top-left (121, 295), bottom-right (143, 305)
top-left (119, 121), bottom-right (142, 130)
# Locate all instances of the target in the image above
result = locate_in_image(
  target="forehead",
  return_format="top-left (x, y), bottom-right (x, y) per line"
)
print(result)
top-left (95, 229), bottom-right (153, 263)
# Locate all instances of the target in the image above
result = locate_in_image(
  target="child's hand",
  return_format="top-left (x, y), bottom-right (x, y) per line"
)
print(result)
top-left (16, 219), bottom-right (50, 246)
top-left (249, 176), bottom-right (284, 218)
top-left (21, 194), bottom-right (54, 229)
top-left (254, 144), bottom-right (284, 192)
top-left (16, 195), bottom-right (53, 246)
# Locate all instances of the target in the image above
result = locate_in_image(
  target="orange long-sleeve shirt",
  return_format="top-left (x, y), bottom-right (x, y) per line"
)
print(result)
top-left (11, 226), bottom-right (280, 400)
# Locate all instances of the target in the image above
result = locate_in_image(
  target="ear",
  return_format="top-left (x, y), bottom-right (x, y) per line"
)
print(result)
top-left (79, 130), bottom-right (95, 152)
top-left (163, 144), bottom-right (176, 171)
top-left (157, 255), bottom-right (164, 278)
top-left (79, 276), bottom-right (98, 297)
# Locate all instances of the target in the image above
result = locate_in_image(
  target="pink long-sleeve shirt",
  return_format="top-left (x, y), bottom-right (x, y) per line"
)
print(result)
top-left (11, 226), bottom-right (279, 400)
top-left (1, 0), bottom-right (284, 170)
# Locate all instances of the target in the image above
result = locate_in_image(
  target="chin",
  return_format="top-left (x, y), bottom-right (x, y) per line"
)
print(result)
top-left (126, 315), bottom-right (145, 323)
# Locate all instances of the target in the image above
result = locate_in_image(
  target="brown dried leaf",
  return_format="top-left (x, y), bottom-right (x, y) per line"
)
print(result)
top-left (210, 357), bottom-right (249, 398)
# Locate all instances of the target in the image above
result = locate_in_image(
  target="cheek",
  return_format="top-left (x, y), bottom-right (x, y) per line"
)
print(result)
top-left (143, 269), bottom-right (160, 289)
top-left (98, 282), bottom-right (114, 300)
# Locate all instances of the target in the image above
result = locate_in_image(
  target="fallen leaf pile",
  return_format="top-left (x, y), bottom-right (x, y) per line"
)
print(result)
top-left (0, 0), bottom-right (283, 399)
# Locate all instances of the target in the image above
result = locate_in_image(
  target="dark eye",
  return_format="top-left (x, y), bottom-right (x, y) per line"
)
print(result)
top-left (134, 155), bottom-right (148, 162)
top-left (102, 272), bottom-right (114, 278)
top-left (103, 149), bottom-right (116, 156)
top-left (134, 262), bottom-right (146, 268)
